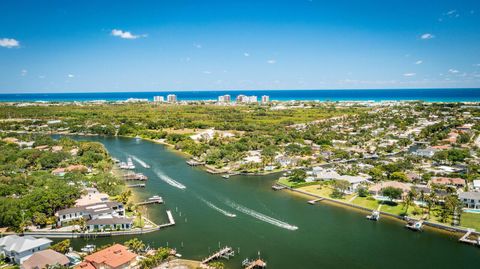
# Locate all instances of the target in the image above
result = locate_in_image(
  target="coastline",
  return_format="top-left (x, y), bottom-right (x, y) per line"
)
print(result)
top-left (1, 88), bottom-right (480, 103)
top-left (4, 130), bottom-right (478, 239)
top-left (279, 183), bottom-right (478, 238)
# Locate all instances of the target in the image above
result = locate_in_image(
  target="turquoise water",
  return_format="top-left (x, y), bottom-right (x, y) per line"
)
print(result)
top-left (2, 89), bottom-right (480, 102)
top-left (463, 209), bottom-right (480, 214)
top-left (60, 136), bottom-right (480, 269)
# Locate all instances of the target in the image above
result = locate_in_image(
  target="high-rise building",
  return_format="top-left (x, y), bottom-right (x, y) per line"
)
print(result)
top-left (261, 95), bottom-right (270, 103)
top-left (248, 95), bottom-right (258, 103)
top-left (167, 94), bottom-right (177, 103)
top-left (236, 94), bottom-right (247, 103)
top-left (236, 94), bottom-right (258, 103)
top-left (218, 94), bottom-right (231, 103)
top-left (153, 96), bottom-right (164, 102)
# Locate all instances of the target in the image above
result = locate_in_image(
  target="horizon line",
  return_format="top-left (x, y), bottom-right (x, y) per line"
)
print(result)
top-left (1, 87), bottom-right (480, 95)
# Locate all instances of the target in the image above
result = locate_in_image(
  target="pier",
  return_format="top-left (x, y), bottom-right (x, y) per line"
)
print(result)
top-left (186, 159), bottom-right (205, 166)
top-left (272, 184), bottom-right (286, 191)
top-left (136, 196), bottom-right (163, 206)
top-left (308, 198), bottom-right (324, 205)
top-left (459, 229), bottom-right (480, 246)
top-left (405, 220), bottom-right (423, 231)
top-left (201, 247), bottom-right (234, 264)
top-left (127, 183), bottom-right (145, 188)
top-left (242, 259), bottom-right (267, 269)
top-left (123, 172), bottom-right (148, 181)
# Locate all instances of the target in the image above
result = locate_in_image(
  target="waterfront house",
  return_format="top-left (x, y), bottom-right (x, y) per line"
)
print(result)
top-left (430, 177), bottom-right (466, 189)
top-left (368, 181), bottom-right (411, 197)
top-left (310, 167), bottom-right (371, 192)
top-left (56, 201), bottom-right (131, 231)
top-left (86, 217), bottom-right (133, 231)
top-left (75, 244), bottom-right (137, 269)
top-left (0, 235), bottom-right (52, 264)
top-left (75, 187), bottom-right (110, 207)
top-left (459, 192), bottom-right (480, 209)
top-left (472, 180), bottom-right (480, 191)
top-left (21, 249), bottom-right (70, 269)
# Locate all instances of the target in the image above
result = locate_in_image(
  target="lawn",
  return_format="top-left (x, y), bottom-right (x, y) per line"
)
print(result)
top-left (298, 184), bottom-right (355, 201)
top-left (460, 213), bottom-right (480, 231)
top-left (351, 197), bottom-right (379, 210)
top-left (277, 177), bottom-right (317, 188)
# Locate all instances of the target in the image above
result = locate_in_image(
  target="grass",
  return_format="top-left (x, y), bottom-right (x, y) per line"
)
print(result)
top-left (460, 213), bottom-right (480, 231)
top-left (298, 184), bottom-right (355, 201)
top-left (351, 197), bottom-right (379, 210)
top-left (277, 177), bottom-right (317, 188)
top-left (133, 215), bottom-right (145, 228)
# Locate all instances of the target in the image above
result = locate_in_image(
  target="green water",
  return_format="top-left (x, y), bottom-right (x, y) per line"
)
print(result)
top-left (65, 136), bottom-right (479, 269)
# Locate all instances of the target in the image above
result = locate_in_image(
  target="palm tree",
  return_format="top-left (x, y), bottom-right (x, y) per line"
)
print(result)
top-left (403, 190), bottom-right (416, 214)
top-left (425, 192), bottom-right (437, 219)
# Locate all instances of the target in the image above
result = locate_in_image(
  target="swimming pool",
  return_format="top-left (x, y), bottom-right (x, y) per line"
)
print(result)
top-left (463, 208), bottom-right (480, 214)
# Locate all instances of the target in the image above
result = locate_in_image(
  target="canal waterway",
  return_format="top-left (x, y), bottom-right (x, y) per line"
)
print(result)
top-left (62, 136), bottom-right (480, 269)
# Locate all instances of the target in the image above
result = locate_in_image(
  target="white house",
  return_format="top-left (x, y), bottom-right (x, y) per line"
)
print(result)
top-left (459, 192), bottom-right (480, 209)
top-left (0, 235), bottom-right (52, 264)
top-left (473, 180), bottom-right (480, 191)
top-left (310, 167), bottom-right (371, 193)
top-left (56, 201), bottom-right (131, 230)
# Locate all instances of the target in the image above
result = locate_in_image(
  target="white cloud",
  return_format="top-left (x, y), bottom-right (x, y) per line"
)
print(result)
top-left (67, 74), bottom-right (75, 78)
top-left (202, 71), bottom-right (212, 74)
top-left (474, 64), bottom-right (480, 67)
top-left (38, 75), bottom-right (45, 79)
top-left (415, 60), bottom-right (423, 65)
top-left (193, 43), bottom-right (202, 49)
top-left (403, 73), bottom-right (416, 77)
top-left (420, 33), bottom-right (435, 40)
top-left (111, 29), bottom-right (144, 39)
top-left (244, 52), bottom-right (250, 57)
top-left (20, 69), bottom-right (27, 76)
top-left (267, 59), bottom-right (276, 64)
top-left (0, 38), bottom-right (20, 48)
top-left (448, 69), bottom-right (459, 74)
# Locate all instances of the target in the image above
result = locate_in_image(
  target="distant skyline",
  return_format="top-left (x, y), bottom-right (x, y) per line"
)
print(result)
top-left (1, 0), bottom-right (480, 93)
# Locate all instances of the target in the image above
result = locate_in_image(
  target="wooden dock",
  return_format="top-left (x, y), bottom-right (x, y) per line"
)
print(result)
top-left (459, 229), bottom-right (480, 245)
top-left (243, 259), bottom-right (267, 269)
top-left (123, 172), bottom-right (148, 181)
top-left (405, 220), bottom-right (423, 231)
top-left (272, 184), bottom-right (286, 191)
top-left (201, 247), bottom-right (234, 264)
top-left (127, 183), bottom-right (145, 188)
top-left (186, 159), bottom-right (205, 166)
top-left (136, 196), bottom-right (163, 206)
top-left (308, 198), bottom-right (324, 205)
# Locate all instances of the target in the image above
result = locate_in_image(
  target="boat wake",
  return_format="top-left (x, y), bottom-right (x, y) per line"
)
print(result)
top-left (130, 155), bottom-right (150, 168)
top-left (154, 169), bottom-right (186, 189)
top-left (226, 200), bottom-right (298, 231)
top-left (200, 198), bottom-right (236, 218)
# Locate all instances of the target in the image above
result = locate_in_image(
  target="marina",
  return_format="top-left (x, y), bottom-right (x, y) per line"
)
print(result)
top-left (119, 157), bottom-right (136, 170)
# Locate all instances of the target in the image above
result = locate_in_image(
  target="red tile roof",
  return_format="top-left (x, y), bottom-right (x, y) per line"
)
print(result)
top-left (84, 244), bottom-right (137, 269)
top-left (431, 177), bottom-right (466, 186)
top-left (75, 262), bottom-right (96, 269)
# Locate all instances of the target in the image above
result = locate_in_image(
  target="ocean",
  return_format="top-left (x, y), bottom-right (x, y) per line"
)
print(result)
top-left (0, 88), bottom-right (479, 102)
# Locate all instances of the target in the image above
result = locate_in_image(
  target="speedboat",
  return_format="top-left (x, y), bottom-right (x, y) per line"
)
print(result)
top-left (81, 244), bottom-right (95, 253)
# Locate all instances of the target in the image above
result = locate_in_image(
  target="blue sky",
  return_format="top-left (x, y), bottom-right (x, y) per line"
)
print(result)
top-left (1, 0), bottom-right (480, 93)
